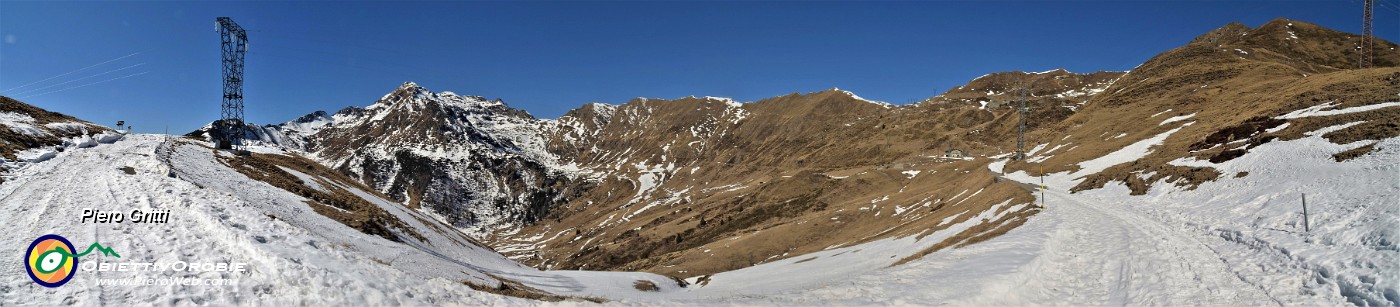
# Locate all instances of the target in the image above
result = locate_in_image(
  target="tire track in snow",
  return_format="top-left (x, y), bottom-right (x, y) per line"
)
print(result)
top-left (1029, 187), bottom-right (1280, 305)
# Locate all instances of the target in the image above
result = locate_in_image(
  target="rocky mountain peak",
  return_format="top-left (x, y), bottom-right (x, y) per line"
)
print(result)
top-left (397, 81), bottom-right (425, 92)
top-left (370, 82), bottom-right (510, 115)
top-left (290, 110), bottom-right (330, 124)
top-left (373, 81), bottom-right (433, 107)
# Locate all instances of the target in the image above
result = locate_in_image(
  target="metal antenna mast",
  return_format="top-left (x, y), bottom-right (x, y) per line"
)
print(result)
top-left (1361, 0), bottom-right (1375, 68)
top-left (215, 17), bottom-right (248, 150)
top-left (1013, 82), bottom-right (1029, 160)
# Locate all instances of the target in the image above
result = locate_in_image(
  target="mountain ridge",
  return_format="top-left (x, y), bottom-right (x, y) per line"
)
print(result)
top-left (176, 17), bottom-right (1400, 278)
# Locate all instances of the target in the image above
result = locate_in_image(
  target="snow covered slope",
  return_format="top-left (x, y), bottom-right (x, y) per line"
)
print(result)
top-left (624, 107), bottom-right (1398, 306)
top-left (0, 135), bottom-right (679, 305)
top-left (0, 96), bottom-right (119, 180)
top-left (972, 123), bottom-right (1395, 306)
top-left (188, 82), bottom-right (589, 238)
top-left (302, 83), bottom-right (587, 238)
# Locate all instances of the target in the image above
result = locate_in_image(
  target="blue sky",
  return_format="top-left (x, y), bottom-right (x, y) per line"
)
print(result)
top-left (1, 1), bottom-right (1396, 133)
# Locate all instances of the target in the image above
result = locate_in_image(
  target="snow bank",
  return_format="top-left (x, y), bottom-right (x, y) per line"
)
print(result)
top-left (0, 111), bottom-right (49, 136)
top-left (13, 147), bottom-right (57, 163)
top-left (94, 131), bottom-right (125, 144)
top-left (1073, 122), bottom-right (1191, 178)
top-left (67, 135), bottom-right (98, 148)
top-left (43, 122), bottom-right (89, 132)
top-left (1278, 101), bottom-right (1400, 119)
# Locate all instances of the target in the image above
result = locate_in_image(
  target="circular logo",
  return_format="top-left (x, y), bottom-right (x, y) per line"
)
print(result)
top-left (25, 234), bottom-right (77, 288)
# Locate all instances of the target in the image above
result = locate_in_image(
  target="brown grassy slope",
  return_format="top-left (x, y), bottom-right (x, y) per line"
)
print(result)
top-left (496, 89), bottom-right (1040, 277)
top-left (0, 96), bottom-right (113, 160)
top-left (993, 18), bottom-right (1400, 194)
top-left (506, 152), bottom-right (1035, 277)
top-left (216, 149), bottom-right (425, 242)
top-left (928, 69), bottom-right (1125, 107)
top-left (494, 67), bottom-right (1150, 278)
top-left (495, 18), bottom-right (1396, 279)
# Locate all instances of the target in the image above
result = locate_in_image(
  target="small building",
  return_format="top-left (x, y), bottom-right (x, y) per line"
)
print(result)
top-left (945, 148), bottom-right (966, 159)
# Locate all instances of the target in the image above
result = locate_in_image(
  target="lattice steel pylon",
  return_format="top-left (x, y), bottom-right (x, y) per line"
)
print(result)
top-left (1013, 83), bottom-right (1029, 160)
top-left (215, 17), bottom-right (247, 150)
top-left (1361, 0), bottom-right (1375, 68)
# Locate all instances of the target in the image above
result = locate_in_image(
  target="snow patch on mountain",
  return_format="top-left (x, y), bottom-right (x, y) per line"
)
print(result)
top-left (833, 88), bottom-right (894, 108)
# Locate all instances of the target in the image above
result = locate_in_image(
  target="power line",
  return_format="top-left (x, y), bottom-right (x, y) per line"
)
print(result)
top-left (1377, 0), bottom-right (1400, 18)
top-left (9, 63), bottom-right (146, 96)
top-left (2, 51), bottom-right (141, 93)
top-left (17, 71), bottom-right (148, 99)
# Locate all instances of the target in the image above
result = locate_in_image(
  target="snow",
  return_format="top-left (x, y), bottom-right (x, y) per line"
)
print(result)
top-left (1305, 121), bottom-right (1367, 137)
top-left (588, 102), bottom-right (619, 119)
top-left (4, 124), bottom-right (1393, 305)
top-left (276, 166), bottom-right (328, 193)
top-left (701, 183), bottom-right (748, 193)
top-left (671, 199), bottom-right (1027, 301)
top-left (759, 122), bottom-right (1397, 306)
top-left (834, 88), bottom-right (894, 108)
top-left (702, 96), bottom-right (742, 108)
top-left (68, 134), bottom-right (97, 148)
top-left (1025, 154), bottom-right (1053, 163)
top-left (937, 210), bottom-right (968, 226)
top-left (901, 170), bottom-right (921, 178)
top-left (1024, 143), bottom-right (1049, 156)
top-left (13, 147), bottom-right (57, 162)
top-left (300, 83), bottom-right (596, 237)
top-left (1075, 122), bottom-right (1192, 179)
top-left (1278, 101), bottom-right (1400, 119)
top-left (1158, 112), bottom-right (1196, 126)
top-left (1, 135), bottom-right (683, 305)
top-left (1265, 122), bottom-right (1291, 134)
top-left (1027, 125), bottom-right (1397, 306)
top-left (1053, 84), bottom-right (1110, 99)
top-left (1150, 108), bottom-right (1173, 118)
top-left (0, 111), bottom-right (48, 136)
top-left (43, 122), bottom-right (89, 132)
top-left (281, 114), bottom-right (333, 135)
top-left (94, 131), bottom-right (124, 144)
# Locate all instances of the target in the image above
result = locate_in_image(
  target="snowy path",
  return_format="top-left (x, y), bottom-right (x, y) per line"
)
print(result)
top-left (707, 131), bottom-right (1396, 306)
top-left (695, 179), bottom-right (1279, 306)
top-left (965, 187), bottom-right (1278, 305)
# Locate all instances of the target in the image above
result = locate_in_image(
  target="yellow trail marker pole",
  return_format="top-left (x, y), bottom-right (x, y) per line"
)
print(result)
top-left (1040, 164), bottom-right (1046, 209)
